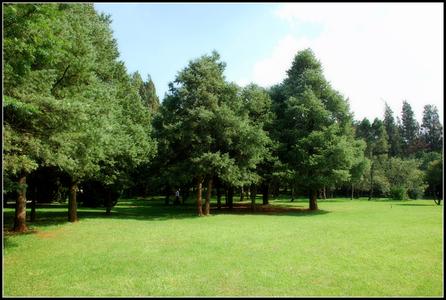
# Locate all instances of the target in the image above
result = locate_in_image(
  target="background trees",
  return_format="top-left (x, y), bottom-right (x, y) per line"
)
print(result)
top-left (420, 104), bottom-right (443, 153)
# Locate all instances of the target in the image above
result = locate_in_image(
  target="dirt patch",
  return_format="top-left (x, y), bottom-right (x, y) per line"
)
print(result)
top-left (36, 227), bottom-right (68, 239)
top-left (212, 203), bottom-right (309, 214)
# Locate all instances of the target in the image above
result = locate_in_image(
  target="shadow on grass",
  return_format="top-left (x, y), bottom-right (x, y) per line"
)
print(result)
top-left (209, 202), bottom-right (330, 217)
top-left (2, 197), bottom-right (331, 236)
top-left (3, 237), bottom-right (19, 249)
top-left (393, 202), bottom-right (441, 207)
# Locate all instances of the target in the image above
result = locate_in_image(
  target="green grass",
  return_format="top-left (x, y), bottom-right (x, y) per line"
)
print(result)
top-left (3, 196), bottom-right (443, 296)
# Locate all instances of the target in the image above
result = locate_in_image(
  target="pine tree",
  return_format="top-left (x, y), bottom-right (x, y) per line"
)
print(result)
top-left (276, 49), bottom-right (363, 210)
top-left (421, 104), bottom-right (443, 152)
top-left (154, 52), bottom-right (269, 215)
top-left (383, 102), bottom-right (402, 157)
top-left (400, 100), bottom-right (420, 156)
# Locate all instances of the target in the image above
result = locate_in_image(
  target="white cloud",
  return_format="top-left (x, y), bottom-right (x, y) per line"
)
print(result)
top-left (250, 3), bottom-right (443, 122)
top-left (252, 35), bottom-right (310, 87)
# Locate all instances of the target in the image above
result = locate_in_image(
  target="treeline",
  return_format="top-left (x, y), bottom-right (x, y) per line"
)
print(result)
top-left (354, 101), bottom-right (443, 202)
top-left (3, 4), bottom-right (443, 231)
top-left (3, 4), bottom-right (157, 231)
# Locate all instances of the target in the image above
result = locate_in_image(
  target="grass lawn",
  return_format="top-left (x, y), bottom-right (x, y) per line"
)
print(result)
top-left (2, 196), bottom-right (443, 297)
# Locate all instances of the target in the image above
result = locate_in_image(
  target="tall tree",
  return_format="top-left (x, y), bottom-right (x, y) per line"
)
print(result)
top-left (4, 4), bottom-right (156, 225)
top-left (132, 72), bottom-right (160, 113)
top-left (240, 84), bottom-right (275, 208)
top-left (383, 102), bottom-right (402, 157)
top-left (400, 100), bottom-right (420, 156)
top-left (276, 49), bottom-right (362, 210)
top-left (155, 52), bottom-right (269, 216)
top-left (356, 118), bottom-right (389, 199)
top-left (3, 3), bottom-right (73, 231)
top-left (420, 104), bottom-right (443, 152)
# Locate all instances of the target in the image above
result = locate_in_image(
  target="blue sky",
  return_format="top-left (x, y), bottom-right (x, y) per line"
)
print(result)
top-left (94, 3), bottom-right (293, 97)
top-left (94, 3), bottom-right (443, 122)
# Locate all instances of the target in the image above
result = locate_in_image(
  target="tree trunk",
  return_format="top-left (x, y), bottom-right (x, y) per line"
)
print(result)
top-left (197, 178), bottom-right (203, 216)
top-left (262, 182), bottom-right (269, 205)
top-left (291, 186), bottom-right (294, 202)
top-left (250, 184), bottom-right (257, 202)
top-left (106, 189), bottom-right (112, 215)
top-left (251, 189), bottom-right (256, 211)
top-left (309, 189), bottom-right (318, 210)
top-left (204, 178), bottom-right (213, 215)
top-left (68, 180), bottom-right (78, 222)
top-left (164, 187), bottom-right (170, 205)
top-left (30, 196), bottom-right (36, 222)
top-left (239, 186), bottom-right (244, 202)
top-left (323, 186), bottom-right (327, 199)
top-left (228, 186), bottom-right (234, 209)
top-left (217, 185), bottom-right (222, 210)
top-left (14, 175), bottom-right (28, 232)
top-left (351, 183), bottom-right (354, 200)
top-left (369, 164), bottom-right (374, 200)
top-left (271, 184), bottom-right (278, 199)
top-left (29, 184), bottom-right (37, 222)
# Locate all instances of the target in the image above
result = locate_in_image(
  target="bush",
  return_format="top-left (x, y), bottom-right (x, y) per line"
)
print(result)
top-left (408, 187), bottom-right (424, 199)
top-left (390, 186), bottom-right (408, 200)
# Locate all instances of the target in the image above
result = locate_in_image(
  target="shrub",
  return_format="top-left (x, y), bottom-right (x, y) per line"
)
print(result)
top-left (390, 186), bottom-right (408, 200)
top-left (408, 187), bottom-right (425, 199)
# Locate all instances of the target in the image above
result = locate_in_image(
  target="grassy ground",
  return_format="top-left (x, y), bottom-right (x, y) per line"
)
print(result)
top-left (3, 196), bottom-right (443, 297)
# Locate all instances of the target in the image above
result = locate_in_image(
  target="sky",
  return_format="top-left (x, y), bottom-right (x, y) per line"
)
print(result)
top-left (94, 3), bottom-right (443, 123)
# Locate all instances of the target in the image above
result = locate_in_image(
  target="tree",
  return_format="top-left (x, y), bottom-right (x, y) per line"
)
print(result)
top-left (400, 100), bottom-right (420, 156)
top-left (420, 104), bottom-right (443, 153)
top-left (383, 102), bottom-right (402, 157)
top-left (385, 158), bottom-right (427, 200)
top-left (3, 3), bottom-right (74, 231)
top-left (4, 4), bottom-right (156, 225)
top-left (276, 49), bottom-right (362, 210)
top-left (240, 84), bottom-right (275, 208)
top-left (155, 52), bottom-right (269, 216)
top-left (48, 5), bottom-right (156, 220)
top-left (425, 158), bottom-right (443, 205)
top-left (348, 141), bottom-right (370, 199)
top-left (131, 72), bottom-right (160, 113)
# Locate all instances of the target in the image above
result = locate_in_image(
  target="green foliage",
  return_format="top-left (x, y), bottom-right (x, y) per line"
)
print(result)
top-left (3, 3), bottom-right (156, 208)
top-left (154, 51), bottom-right (270, 192)
top-left (389, 186), bottom-right (408, 200)
top-left (383, 102), bottom-right (402, 157)
top-left (425, 158), bottom-right (443, 200)
top-left (275, 49), bottom-right (361, 198)
top-left (421, 104), bottom-right (443, 152)
top-left (385, 157), bottom-right (427, 199)
top-left (131, 72), bottom-right (160, 113)
top-left (400, 101), bottom-right (420, 156)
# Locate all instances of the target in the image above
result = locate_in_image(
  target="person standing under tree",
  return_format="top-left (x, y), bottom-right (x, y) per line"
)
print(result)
top-left (175, 189), bottom-right (180, 204)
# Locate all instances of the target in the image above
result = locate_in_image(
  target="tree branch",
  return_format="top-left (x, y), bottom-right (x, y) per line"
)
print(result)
top-left (51, 65), bottom-right (70, 95)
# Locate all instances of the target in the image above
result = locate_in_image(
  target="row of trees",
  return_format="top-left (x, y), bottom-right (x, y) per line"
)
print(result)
top-left (355, 101), bottom-right (443, 202)
top-left (143, 48), bottom-right (443, 214)
top-left (3, 4), bottom-right (443, 231)
top-left (3, 4), bottom-right (157, 231)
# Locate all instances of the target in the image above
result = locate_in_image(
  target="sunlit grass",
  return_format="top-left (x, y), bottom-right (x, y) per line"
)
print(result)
top-left (3, 196), bottom-right (443, 296)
